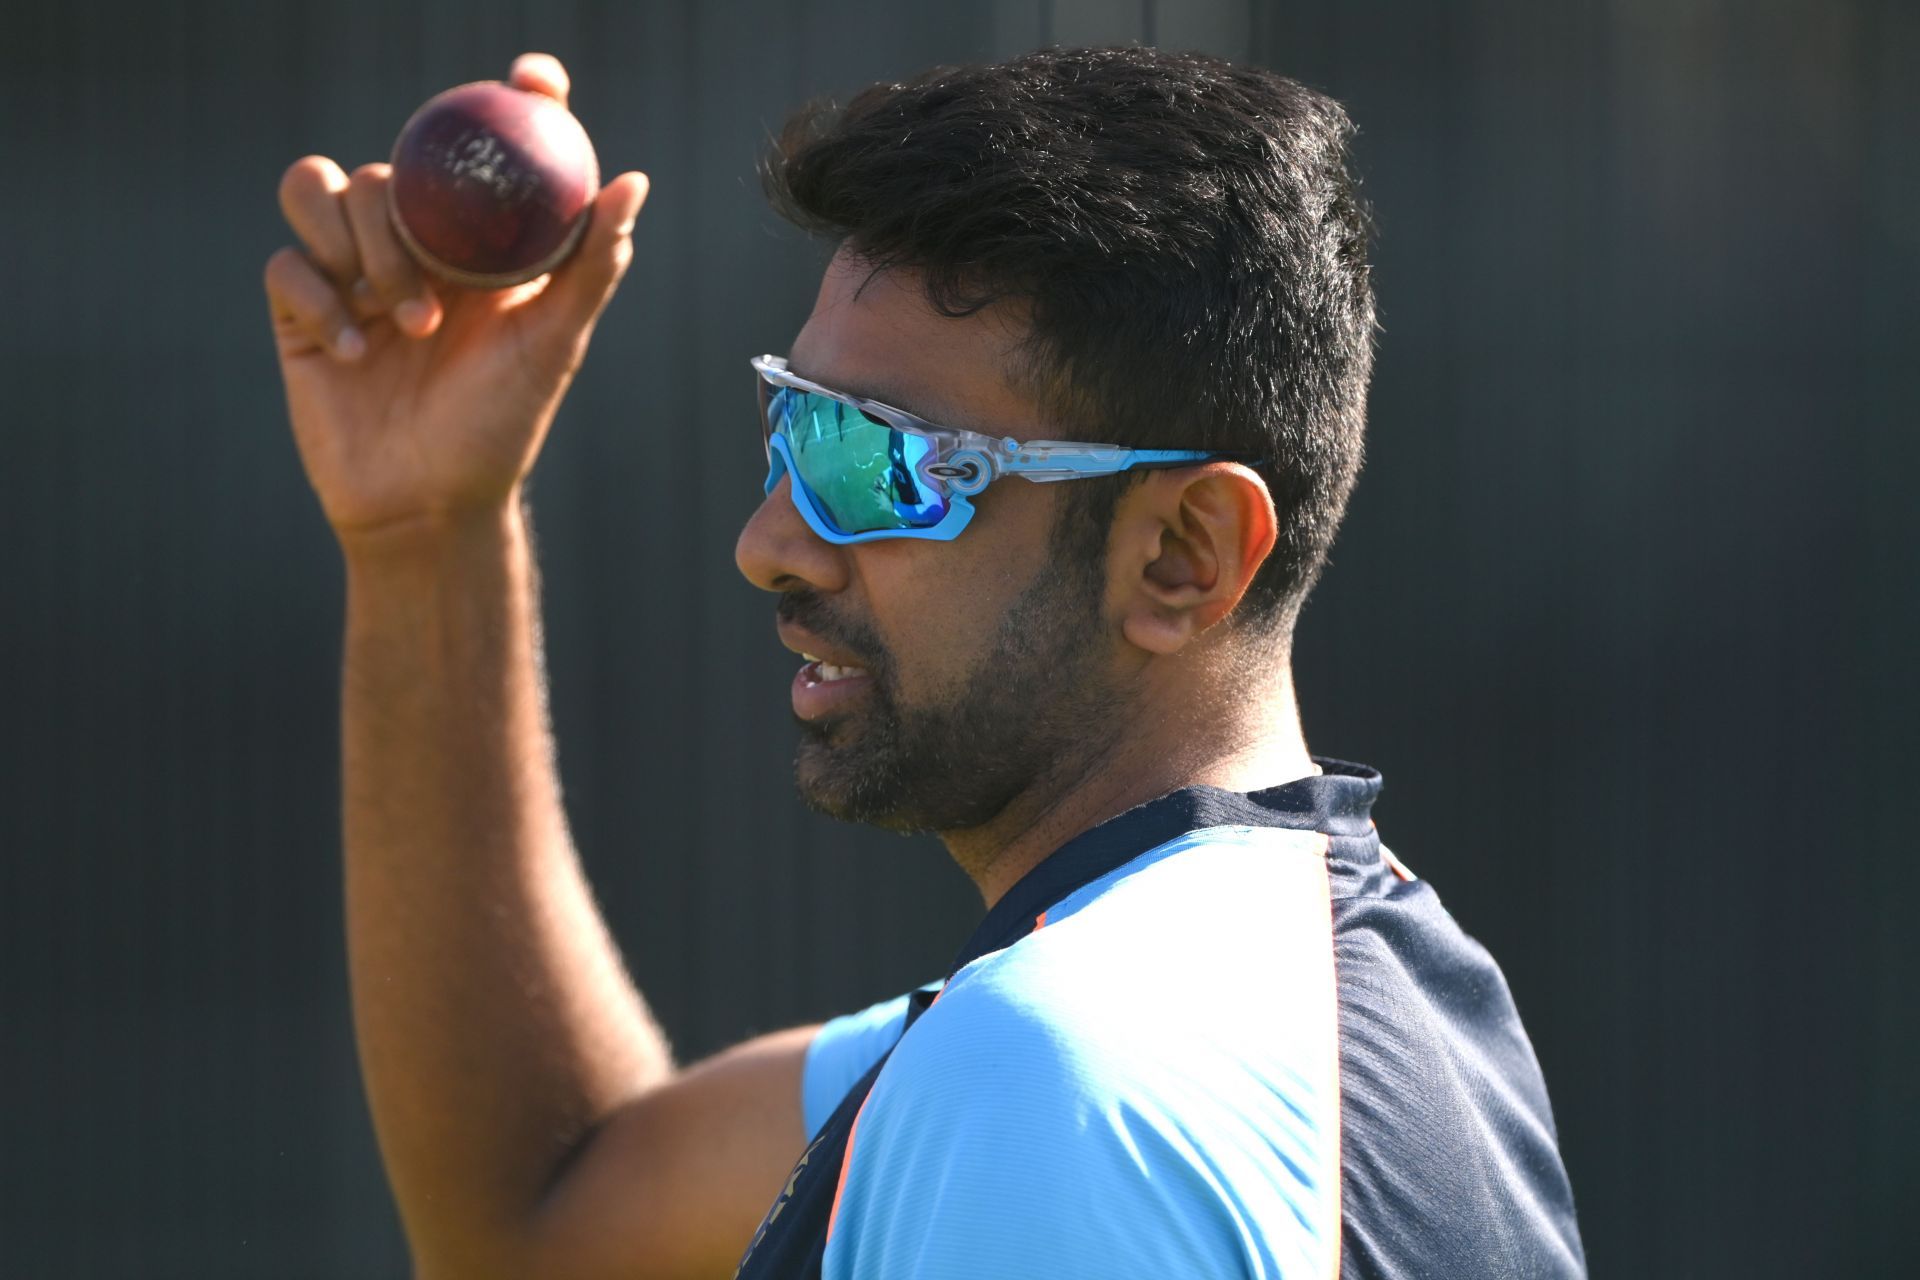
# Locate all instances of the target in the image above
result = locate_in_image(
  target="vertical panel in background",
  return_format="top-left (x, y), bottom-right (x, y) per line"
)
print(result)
top-left (991, 0), bottom-right (1050, 55)
top-left (1858, 3), bottom-right (1920, 1258)
top-left (1047, 0), bottom-right (1144, 46)
top-left (1047, 0), bottom-right (1253, 58)
top-left (1153, 0), bottom-right (1252, 59)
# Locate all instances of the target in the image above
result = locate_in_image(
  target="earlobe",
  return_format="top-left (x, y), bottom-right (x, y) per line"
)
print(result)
top-left (1121, 599), bottom-right (1194, 655)
top-left (1115, 465), bottom-right (1276, 656)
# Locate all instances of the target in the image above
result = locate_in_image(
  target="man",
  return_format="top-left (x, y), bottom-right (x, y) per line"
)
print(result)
top-left (265, 45), bottom-right (1584, 1279)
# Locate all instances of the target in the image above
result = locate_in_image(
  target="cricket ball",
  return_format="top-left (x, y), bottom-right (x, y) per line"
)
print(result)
top-left (387, 80), bottom-right (601, 289)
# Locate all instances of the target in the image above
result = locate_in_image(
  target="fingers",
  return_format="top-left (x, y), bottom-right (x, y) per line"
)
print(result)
top-left (509, 52), bottom-right (569, 106)
top-left (528, 172), bottom-right (650, 344)
top-left (279, 157), bottom-right (357, 288)
top-left (264, 245), bottom-right (366, 362)
top-left (274, 154), bottom-right (441, 343)
top-left (342, 164), bottom-right (441, 337)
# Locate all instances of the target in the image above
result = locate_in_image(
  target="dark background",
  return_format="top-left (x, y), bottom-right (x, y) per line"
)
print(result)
top-left (3, 0), bottom-right (1914, 1275)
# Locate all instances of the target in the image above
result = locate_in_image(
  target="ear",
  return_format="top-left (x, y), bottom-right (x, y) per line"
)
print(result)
top-left (1110, 464), bottom-right (1278, 655)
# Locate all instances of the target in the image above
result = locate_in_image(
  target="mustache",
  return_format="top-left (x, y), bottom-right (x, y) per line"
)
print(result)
top-left (776, 589), bottom-right (888, 672)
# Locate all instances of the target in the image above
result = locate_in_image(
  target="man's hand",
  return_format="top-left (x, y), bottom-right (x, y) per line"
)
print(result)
top-left (264, 53), bottom-right (648, 545)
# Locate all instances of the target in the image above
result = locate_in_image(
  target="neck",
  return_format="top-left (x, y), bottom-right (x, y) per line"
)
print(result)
top-left (941, 664), bottom-right (1316, 907)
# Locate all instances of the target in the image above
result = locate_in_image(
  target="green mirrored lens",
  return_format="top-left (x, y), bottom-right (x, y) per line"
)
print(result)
top-left (771, 388), bottom-right (947, 535)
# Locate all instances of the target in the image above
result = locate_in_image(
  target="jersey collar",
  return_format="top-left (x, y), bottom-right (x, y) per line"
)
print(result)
top-left (946, 758), bottom-right (1382, 979)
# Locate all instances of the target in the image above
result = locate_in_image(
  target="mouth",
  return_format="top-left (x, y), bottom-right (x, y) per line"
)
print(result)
top-left (799, 653), bottom-right (869, 683)
top-left (779, 620), bottom-right (879, 721)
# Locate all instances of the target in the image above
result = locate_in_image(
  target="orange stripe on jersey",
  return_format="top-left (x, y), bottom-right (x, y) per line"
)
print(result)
top-left (828, 911), bottom-right (1053, 1244)
top-left (1379, 842), bottom-right (1417, 882)
top-left (826, 1094), bottom-right (871, 1243)
top-left (829, 982), bottom-right (949, 1242)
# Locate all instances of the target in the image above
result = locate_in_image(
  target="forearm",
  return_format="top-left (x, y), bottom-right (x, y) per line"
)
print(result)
top-left (339, 499), bottom-right (670, 1266)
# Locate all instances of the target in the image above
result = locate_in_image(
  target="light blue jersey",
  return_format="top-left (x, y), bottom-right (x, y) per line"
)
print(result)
top-left (803, 826), bottom-right (1344, 1279)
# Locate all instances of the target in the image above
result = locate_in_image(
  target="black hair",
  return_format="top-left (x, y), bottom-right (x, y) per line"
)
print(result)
top-left (764, 45), bottom-right (1375, 631)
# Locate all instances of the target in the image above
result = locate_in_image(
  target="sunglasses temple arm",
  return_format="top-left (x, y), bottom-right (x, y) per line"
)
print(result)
top-left (992, 442), bottom-right (1222, 483)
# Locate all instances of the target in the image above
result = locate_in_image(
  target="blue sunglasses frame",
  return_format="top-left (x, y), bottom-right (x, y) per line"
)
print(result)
top-left (753, 354), bottom-right (1227, 545)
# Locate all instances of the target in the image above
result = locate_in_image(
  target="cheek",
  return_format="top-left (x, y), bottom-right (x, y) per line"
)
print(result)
top-left (852, 485), bottom-right (1064, 696)
top-left (856, 553), bottom-right (1021, 701)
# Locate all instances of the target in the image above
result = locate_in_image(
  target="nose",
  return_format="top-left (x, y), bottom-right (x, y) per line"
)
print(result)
top-left (735, 472), bottom-right (852, 595)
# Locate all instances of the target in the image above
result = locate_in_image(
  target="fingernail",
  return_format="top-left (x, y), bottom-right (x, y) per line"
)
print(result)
top-left (394, 299), bottom-right (431, 334)
top-left (335, 326), bottom-right (367, 361)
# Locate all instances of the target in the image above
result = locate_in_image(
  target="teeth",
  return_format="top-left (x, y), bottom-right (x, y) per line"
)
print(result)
top-left (816, 662), bottom-right (867, 682)
top-left (802, 652), bottom-right (822, 661)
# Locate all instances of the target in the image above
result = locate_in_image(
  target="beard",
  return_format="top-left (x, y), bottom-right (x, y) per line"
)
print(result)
top-left (779, 552), bottom-right (1128, 835)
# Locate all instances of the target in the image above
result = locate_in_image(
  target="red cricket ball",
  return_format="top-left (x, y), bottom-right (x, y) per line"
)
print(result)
top-left (387, 80), bottom-right (601, 290)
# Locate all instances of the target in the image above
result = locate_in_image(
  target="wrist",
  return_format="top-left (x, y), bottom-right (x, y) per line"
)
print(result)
top-left (336, 495), bottom-right (530, 574)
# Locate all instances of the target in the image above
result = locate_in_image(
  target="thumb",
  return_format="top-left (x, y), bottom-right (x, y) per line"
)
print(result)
top-left (527, 171), bottom-right (649, 344)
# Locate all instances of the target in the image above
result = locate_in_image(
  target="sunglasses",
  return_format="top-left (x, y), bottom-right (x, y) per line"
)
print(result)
top-left (752, 354), bottom-right (1229, 544)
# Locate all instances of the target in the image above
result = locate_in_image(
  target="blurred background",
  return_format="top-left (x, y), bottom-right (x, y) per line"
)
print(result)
top-left (3, 0), bottom-right (1915, 1275)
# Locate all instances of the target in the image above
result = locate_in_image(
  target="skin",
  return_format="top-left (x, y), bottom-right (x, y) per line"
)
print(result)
top-left (265, 50), bottom-right (1314, 1280)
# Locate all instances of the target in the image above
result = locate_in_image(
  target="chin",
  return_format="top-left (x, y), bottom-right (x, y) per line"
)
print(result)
top-left (791, 732), bottom-right (934, 834)
top-left (791, 736), bottom-right (851, 816)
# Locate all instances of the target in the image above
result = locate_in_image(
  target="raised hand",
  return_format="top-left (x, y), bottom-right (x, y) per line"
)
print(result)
top-left (263, 53), bottom-right (648, 546)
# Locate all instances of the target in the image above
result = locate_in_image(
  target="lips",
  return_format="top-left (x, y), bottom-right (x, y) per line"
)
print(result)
top-left (791, 658), bottom-right (874, 720)
top-left (777, 619), bottom-right (871, 673)
top-left (778, 620), bottom-right (878, 721)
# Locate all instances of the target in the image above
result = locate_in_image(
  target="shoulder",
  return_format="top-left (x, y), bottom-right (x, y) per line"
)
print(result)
top-left (894, 823), bottom-right (1343, 1116)
top-left (802, 989), bottom-right (918, 1135)
top-left (822, 828), bottom-right (1344, 1280)
top-left (908, 822), bottom-right (1344, 1100)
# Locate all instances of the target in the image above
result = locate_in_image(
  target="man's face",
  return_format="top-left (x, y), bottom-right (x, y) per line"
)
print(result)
top-left (735, 253), bottom-right (1132, 834)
